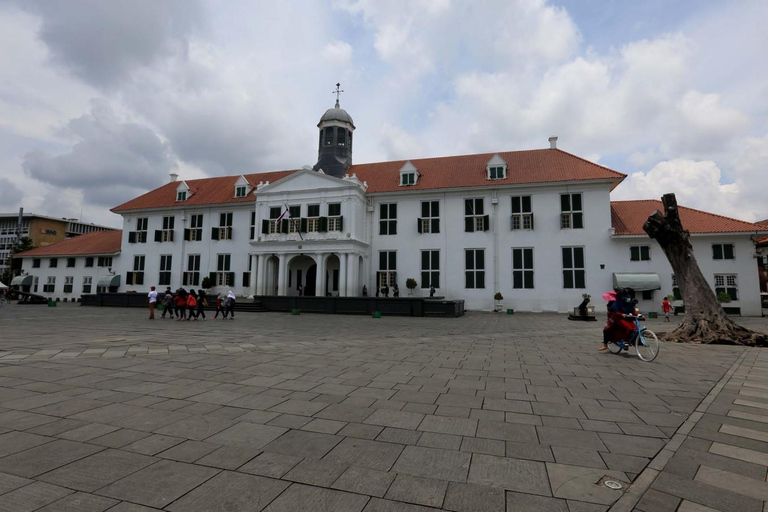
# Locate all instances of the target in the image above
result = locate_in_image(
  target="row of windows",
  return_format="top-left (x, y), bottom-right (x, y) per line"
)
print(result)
top-left (399, 164), bottom-right (509, 187)
top-left (628, 243), bottom-right (737, 262)
top-left (32, 256), bottom-right (113, 269)
top-left (378, 194), bottom-right (581, 235)
top-left (376, 247), bottom-right (585, 290)
top-left (129, 213), bottom-right (238, 243)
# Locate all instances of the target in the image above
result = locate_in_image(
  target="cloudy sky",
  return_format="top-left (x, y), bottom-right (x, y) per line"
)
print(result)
top-left (0, 0), bottom-right (766, 227)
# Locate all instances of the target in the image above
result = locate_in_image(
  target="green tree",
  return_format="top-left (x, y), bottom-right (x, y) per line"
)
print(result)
top-left (1, 236), bottom-right (35, 284)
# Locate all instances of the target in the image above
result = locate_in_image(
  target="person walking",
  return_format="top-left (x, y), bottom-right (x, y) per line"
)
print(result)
top-left (382, 284), bottom-right (389, 297)
top-left (175, 288), bottom-right (187, 321)
top-left (213, 293), bottom-right (226, 319)
top-left (392, 283), bottom-right (399, 297)
top-left (429, 285), bottom-right (435, 298)
top-left (161, 288), bottom-right (174, 319)
top-left (661, 297), bottom-right (672, 322)
top-left (362, 285), bottom-right (368, 297)
top-left (196, 289), bottom-right (207, 320)
top-left (225, 290), bottom-right (236, 319)
top-left (147, 286), bottom-right (157, 320)
top-left (187, 290), bottom-right (198, 320)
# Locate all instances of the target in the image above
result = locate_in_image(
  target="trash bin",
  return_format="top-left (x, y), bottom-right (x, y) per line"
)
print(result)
top-left (507, 309), bottom-right (514, 315)
top-left (48, 300), bottom-right (57, 307)
top-left (372, 311), bottom-right (381, 318)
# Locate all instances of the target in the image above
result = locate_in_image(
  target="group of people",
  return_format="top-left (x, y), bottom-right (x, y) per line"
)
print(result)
top-left (147, 286), bottom-right (236, 320)
top-left (600, 288), bottom-right (673, 350)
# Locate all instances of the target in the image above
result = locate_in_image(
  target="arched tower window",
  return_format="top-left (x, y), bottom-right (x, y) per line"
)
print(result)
top-left (324, 127), bottom-right (333, 146)
top-left (337, 128), bottom-right (346, 146)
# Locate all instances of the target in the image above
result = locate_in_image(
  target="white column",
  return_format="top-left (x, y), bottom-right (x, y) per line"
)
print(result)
top-left (255, 255), bottom-right (264, 295)
top-left (346, 254), bottom-right (357, 296)
top-left (277, 254), bottom-right (288, 296)
top-left (315, 253), bottom-right (325, 297)
top-left (339, 253), bottom-right (348, 297)
top-left (250, 254), bottom-right (258, 297)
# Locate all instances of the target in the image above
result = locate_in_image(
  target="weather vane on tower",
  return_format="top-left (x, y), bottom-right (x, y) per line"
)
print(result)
top-left (333, 82), bottom-right (344, 108)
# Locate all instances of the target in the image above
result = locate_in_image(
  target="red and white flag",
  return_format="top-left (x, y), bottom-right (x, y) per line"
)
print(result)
top-left (276, 207), bottom-right (291, 223)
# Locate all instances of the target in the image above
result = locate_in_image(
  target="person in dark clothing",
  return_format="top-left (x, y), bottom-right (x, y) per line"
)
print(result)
top-left (161, 288), bottom-right (174, 319)
top-left (362, 285), bottom-right (368, 297)
top-left (600, 288), bottom-right (636, 351)
top-left (175, 288), bottom-right (187, 320)
top-left (214, 293), bottom-right (226, 319)
top-left (225, 291), bottom-right (236, 319)
top-left (196, 289), bottom-right (207, 320)
top-left (392, 284), bottom-right (399, 297)
top-left (429, 285), bottom-right (435, 298)
top-left (382, 285), bottom-right (389, 297)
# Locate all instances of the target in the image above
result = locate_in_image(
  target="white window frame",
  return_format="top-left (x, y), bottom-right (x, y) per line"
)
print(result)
top-left (420, 250), bottom-right (439, 289)
top-left (379, 203), bottom-right (397, 235)
top-left (176, 190), bottom-right (187, 202)
top-left (378, 251), bottom-right (397, 288)
top-left (235, 185), bottom-right (247, 198)
top-left (562, 246), bottom-right (586, 289)
top-left (465, 249), bottom-right (485, 289)
top-left (560, 193), bottom-right (584, 229)
top-left (420, 201), bottom-right (439, 234)
top-left (511, 196), bottom-right (533, 230)
top-left (712, 243), bottom-right (735, 260)
top-left (714, 273), bottom-right (738, 301)
top-left (512, 248), bottom-right (534, 289)
top-left (630, 245), bottom-right (651, 261)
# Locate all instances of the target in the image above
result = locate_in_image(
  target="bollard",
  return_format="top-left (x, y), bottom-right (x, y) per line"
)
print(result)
top-left (507, 309), bottom-right (514, 315)
top-left (372, 311), bottom-right (381, 318)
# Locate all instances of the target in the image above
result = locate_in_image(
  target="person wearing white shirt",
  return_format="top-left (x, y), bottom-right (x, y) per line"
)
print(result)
top-left (147, 286), bottom-right (158, 320)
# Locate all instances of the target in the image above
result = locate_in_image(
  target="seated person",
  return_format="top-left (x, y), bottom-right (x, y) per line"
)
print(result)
top-left (600, 288), bottom-right (636, 351)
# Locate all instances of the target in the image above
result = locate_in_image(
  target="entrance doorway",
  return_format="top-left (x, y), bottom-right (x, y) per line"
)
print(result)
top-left (305, 265), bottom-right (317, 296)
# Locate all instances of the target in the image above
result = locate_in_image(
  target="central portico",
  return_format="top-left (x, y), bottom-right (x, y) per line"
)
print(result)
top-left (249, 167), bottom-right (369, 297)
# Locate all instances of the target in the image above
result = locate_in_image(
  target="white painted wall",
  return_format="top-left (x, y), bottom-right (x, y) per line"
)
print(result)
top-left (19, 254), bottom-right (120, 300)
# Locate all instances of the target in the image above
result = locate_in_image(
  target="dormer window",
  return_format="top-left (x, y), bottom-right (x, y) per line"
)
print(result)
top-left (486, 154), bottom-right (508, 180)
top-left (235, 186), bottom-right (247, 198)
top-left (176, 191), bottom-right (187, 201)
top-left (398, 161), bottom-right (418, 187)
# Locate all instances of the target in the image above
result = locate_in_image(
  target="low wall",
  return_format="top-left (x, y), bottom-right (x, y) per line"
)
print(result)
top-left (257, 296), bottom-right (464, 317)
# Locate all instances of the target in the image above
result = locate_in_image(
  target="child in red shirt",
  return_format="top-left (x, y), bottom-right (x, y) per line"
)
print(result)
top-left (661, 298), bottom-right (672, 322)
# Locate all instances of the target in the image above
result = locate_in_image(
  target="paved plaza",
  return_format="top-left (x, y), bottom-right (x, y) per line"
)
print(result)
top-left (0, 305), bottom-right (767, 511)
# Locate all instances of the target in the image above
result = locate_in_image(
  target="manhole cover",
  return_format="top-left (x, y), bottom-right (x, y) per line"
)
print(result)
top-left (604, 480), bottom-right (623, 490)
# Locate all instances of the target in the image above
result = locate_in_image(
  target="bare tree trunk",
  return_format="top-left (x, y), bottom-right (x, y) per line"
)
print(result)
top-left (643, 193), bottom-right (767, 346)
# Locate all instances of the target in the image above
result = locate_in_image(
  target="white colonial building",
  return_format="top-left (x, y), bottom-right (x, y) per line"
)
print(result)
top-left (16, 98), bottom-right (768, 315)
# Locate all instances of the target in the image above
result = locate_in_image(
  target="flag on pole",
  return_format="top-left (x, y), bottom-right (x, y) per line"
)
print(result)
top-left (276, 207), bottom-right (291, 223)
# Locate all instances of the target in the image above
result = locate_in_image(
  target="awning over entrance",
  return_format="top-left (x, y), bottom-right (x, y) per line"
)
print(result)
top-left (612, 273), bottom-right (661, 292)
top-left (97, 275), bottom-right (121, 288)
top-left (10, 275), bottom-right (33, 287)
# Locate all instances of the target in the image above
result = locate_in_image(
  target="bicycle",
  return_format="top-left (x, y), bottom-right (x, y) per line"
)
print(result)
top-left (607, 314), bottom-right (660, 362)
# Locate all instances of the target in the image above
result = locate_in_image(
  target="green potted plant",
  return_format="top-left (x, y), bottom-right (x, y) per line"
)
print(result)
top-left (717, 291), bottom-right (732, 304)
top-left (494, 292), bottom-right (504, 312)
top-left (405, 278), bottom-right (418, 296)
top-left (201, 276), bottom-right (213, 291)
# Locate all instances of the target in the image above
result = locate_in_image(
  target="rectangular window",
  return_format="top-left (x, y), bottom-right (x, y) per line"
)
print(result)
top-left (215, 212), bottom-right (234, 240)
top-left (33, 276), bottom-right (38, 293)
top-left (85, 257), bottom-right (94, 267)
top-left (157, 216), bottom-right (175, 242)
top-left (419, 201), bottom-right (440, 234)
top-left (400, 172), bottom-right (416, 186)
top-left (377, 251), bottom-right (397, 288)
top-left (642, 290), bottom-right (654, 301)
top-left (379, 203), bottom-right (397, 235)
top-left (184, 254), bottom-right (201, 286)
top-left (287, 206), bottom-right (301, 234)
top-left (97, 256), bottom-right (112, 268)
top-left (630, 245), bottom-right (651, 261)
top-left (715, 274), bottom-right (738, 301)
top-left (63, 276), bottom-right (74, 293)
top-left (560, 193), bottom-right (584, 229)
top-left (44, 276), bottom-right (55, 293)
top-left (307, 204), bottom-right (320, 232)
top-left (489, 166), bottom-right (505, 180)
top-left (127, 255), bottom-right (145, 286)
top-left (268, 206), bottom-right (281, 234)
top-left (420, 250), bottom-right (439, 289)
top-left (465, 249), bottom-right (485, 289)
top-left (186, 214), bottom-right (203, 241)
top-left (511, 196), bottom-right (533, 230)
top-left (249, 211), bottom-right (256, 240)
top-left (67, 257), bottom-right (76, 268)
top-left (327, 203), bottom-right (342, 232)
top-left (235, 185), bottom-right (247, 198)
top-left (159, 255), bottom-right (172, 286)
top-left (672, 274), bottom-right (682, 300)
top-left (130, 217), bottom-right (148, 243)
top-left (33, 258), bottom-right (40, 268)
top-left (562, 247), bottom-right (586, 289)
top-left (512, 248), bottom-right (534, 289)
top-left (82, 276), bottom-right (92, 294)
top-left (216, 253), bottom-right (232, 286)
top-left (176, 190), bottom-right (187, 201)
top-left (50, 258), bottom-right (58, 268)
top-left (713, 244), bottom-right (735, 260)
top-left (464, 198), bottom-right (489, 232)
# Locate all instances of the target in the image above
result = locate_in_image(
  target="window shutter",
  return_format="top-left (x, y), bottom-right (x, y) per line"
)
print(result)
top-left (573, 212), bottom-right (584, 229)
top-left (482, 215), bottom-right (490, 231)
top-left (128, 232), bottom-right (136, 243)
top-left (724, 244), bottom-right (734, 259)
top-left (126, 272), bottom-right (132, 285)
top-left (228, 272), bottom-right (235, 286)
top-left (338, 216), bottom-right (343, 231)
top-left (242, 272), bottom-right (250, 287)
top-left (261, 219), bottom-right (269, 234)
top-left (417, 218), bottom-right (423, 234)
top-left (465, 217), bottom-right (474, 232)
top-left (300, 218), bottom-right (307, 232)
top-left (154, 230), bottom-right (162, 242)
top-left (184, 229), bottom-right (190, 241)
top-left (630, 247), bottom-right (639, 261)
top-left (209, 272), bottom-right (217, 285)
top-left (226, 227), bottom-right (233, 240)
top-left (136, 272), bottom-right (144, 285)
top-left (713, 245), bottom-right (722, 259)
top-left (182, 273), bottom-right (189, 286)
top-left (211, 227), bottom-right (219, 240)
top-left (319, 217), bottom-right (328, 232)
top-left (529, 214), bottom-right (534, 230)
top-left (280, 220), bottom-right (289, 234)
top-left (431, 219), bottom-right (439, 233)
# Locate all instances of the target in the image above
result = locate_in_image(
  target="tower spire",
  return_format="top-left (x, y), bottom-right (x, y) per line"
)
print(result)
top-left (333, 82), bottom-right (344, 108)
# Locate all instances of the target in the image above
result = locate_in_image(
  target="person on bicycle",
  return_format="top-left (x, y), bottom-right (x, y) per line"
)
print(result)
top-left (600, 288), bottom-right (636, 351)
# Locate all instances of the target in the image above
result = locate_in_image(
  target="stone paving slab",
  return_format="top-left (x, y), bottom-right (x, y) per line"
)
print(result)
top-left (0, 306), bottom-right (766, 510)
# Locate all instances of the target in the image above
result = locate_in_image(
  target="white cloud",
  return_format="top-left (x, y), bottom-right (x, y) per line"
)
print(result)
top-left (0, 177), bottom-right (22, 210)
top-left (321, 41), bottom-right (353, 66)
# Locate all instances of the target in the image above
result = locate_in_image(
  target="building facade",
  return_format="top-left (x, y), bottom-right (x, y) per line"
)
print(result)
top-left (15, 100), bottom-right (768, 314)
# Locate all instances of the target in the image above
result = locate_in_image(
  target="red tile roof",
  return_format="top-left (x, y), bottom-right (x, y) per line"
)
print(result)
top-left (111, 149), bottom-right (624, 212)
top-left (355, 148), bottom-right (625, 193)
top-left (17, 230), bottom-right (122, 257)
top-left (112, 171), bottom-right (295, 212)
top-left (611, 200), bottom-right (766, 235)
